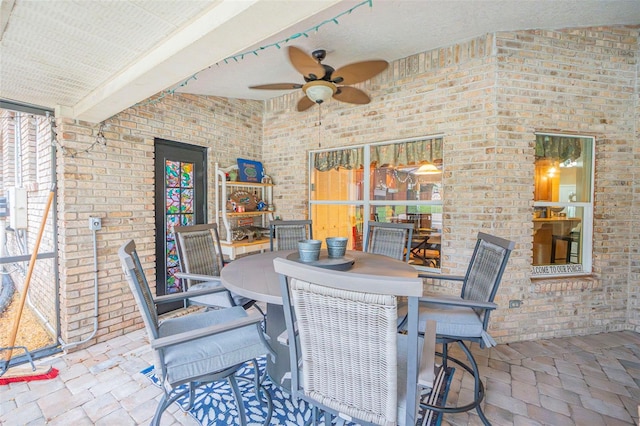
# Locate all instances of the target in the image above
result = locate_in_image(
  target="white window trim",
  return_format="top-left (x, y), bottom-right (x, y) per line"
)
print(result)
top-left (533, 132), bottom-right (595, 277)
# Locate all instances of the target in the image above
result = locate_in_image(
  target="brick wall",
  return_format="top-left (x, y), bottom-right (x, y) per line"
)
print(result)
top-left (262, 26), bottom-right (639, 343)
top-left (494, 26), bottom-right (638, 339)
top-left (55, 94), bottom-right (262, 347)
top-left (51, 25), bottom-right (638, 348)
top-left (630, 36), bottom-right (640, 328)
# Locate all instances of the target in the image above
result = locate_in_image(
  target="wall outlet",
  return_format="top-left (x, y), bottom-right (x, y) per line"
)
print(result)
top-left (509, 299), bottom-right (522, 309)
top-left (89, 217), bottom-right (102, 231)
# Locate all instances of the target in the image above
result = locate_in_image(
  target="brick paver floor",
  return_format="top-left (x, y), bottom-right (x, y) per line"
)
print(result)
top-left (2, 329), bottom-right (639, 425)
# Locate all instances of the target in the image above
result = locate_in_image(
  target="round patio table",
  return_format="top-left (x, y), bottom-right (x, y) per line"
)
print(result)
top-left (220, 249), bottom-right (417, 389)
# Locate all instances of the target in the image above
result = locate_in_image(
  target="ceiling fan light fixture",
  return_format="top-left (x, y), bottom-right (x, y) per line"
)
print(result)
top-left (303, 80), bottom-right (336, 104)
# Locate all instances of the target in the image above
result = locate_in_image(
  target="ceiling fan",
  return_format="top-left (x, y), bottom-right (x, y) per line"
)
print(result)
top-left (249, 46), bottom-right (388, 112)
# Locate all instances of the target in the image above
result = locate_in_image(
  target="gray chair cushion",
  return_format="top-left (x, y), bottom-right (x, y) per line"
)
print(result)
top-left (397, 296), bottom-right (484, 339)
top-left (417, 301), bottom-right (484, 339)
top-left (188, 281), bottom-right (253, 308)
top-left (159, 306), bottom-right (266, 385)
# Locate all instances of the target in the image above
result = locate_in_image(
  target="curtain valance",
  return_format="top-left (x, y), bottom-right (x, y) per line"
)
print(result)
top-left (314, 148), bottom-right (364, 171)
top-left (535, 135), bottom-right (583, 162)
top-left (314, 138), bottom-right (443, 171)
top-left (371, 138), bottom-right (442, 167)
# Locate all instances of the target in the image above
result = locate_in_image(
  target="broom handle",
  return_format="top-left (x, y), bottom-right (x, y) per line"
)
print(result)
top-left (2, 186), bottom-right (55, 365)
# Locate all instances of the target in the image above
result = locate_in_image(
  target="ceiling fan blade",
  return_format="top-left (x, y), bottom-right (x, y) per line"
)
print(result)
top-left (333, 86), bottom-right (370, 105)
top-left (297, 96), bottom-right (316, 112)
top-left (288, 46), bottom-right (326, 80)
top-left (331, 60), bottom-right (388, 85)
top-left (249, 83), bottom-right (302, 90)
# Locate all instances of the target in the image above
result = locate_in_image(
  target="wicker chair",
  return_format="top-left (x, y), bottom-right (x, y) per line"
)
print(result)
top-left (274, 257), bottom-right (437, 426)
top-left (118, 240), bottom-right (273, 426)
top-left (269, 219), bottom-right (313, 251)
top-left (174, 224), bottom-right (255, 310)
top-left (364, 221), bottom-right (414, 262)
top-left (402, 232), bottom-right (515, 425)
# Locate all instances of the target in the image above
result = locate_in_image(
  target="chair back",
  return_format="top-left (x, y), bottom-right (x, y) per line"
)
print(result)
top-left (461, 232), bottom-right (515, 325)
top-left (174, 223), bottom-right (256, 310)
top-left (269, 220), bottom-right (313, 251)
top-left (274, 257), bottom-right (425, 425)
top-left (119, 240), bottom-right (165, 375)
top-left (174, 223), bottom-right (225, 282)
top-left (364, 221), bottom-right (414, 262)
top-left (119, 240), bottom-right (160, 338)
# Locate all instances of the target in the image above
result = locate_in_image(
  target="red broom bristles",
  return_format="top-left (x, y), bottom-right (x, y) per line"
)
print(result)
top-left (0, 367), bottom-right (58, 385)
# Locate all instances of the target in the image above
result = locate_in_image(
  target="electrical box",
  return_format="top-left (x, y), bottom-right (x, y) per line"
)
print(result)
top-left (89, 217), bottom-right (102, 231)
top-left (8, 187), bottom-right (28, 229)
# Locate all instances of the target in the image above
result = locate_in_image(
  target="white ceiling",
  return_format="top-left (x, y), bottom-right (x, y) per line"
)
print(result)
top-left (1, 0), bottom-right (639, 123)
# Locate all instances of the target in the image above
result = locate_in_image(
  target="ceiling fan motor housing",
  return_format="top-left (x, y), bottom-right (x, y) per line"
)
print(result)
top-left (306, 50), bottom-right (343, 83)
top-left (305, 64), bottom-right (335, 82)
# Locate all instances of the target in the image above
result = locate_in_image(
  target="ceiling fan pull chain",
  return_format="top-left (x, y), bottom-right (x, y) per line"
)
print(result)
top-left (317, 106), bottom-right (322, 147)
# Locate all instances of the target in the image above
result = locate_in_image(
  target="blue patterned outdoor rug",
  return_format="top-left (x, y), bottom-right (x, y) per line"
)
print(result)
top-left (142, 357), bottom-right (453, 425)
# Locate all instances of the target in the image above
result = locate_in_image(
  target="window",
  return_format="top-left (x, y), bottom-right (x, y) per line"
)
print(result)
top-left (533, 133), bottom-right (594, 276)
top-left (309, 136), bottom-right (443, 271)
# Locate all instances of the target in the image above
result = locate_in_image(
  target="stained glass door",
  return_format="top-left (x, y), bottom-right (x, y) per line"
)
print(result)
top-left (164, 160), bottom-right (195, 293)
top-left (154, 139), bottom-right (207, 312)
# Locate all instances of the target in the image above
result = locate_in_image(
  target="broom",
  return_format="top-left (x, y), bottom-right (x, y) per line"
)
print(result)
top-left (0, 185), bottom-right (58, 384)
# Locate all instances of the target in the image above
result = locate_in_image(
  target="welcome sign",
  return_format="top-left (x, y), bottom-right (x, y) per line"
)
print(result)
top-left (532, 264), bottom-right (583, 275)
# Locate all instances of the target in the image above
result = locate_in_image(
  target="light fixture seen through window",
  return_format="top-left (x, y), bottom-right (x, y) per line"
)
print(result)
top-left (414, 162), bottom-right (441, 175)
top-left (303, 80), bottom-right (336, 104)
